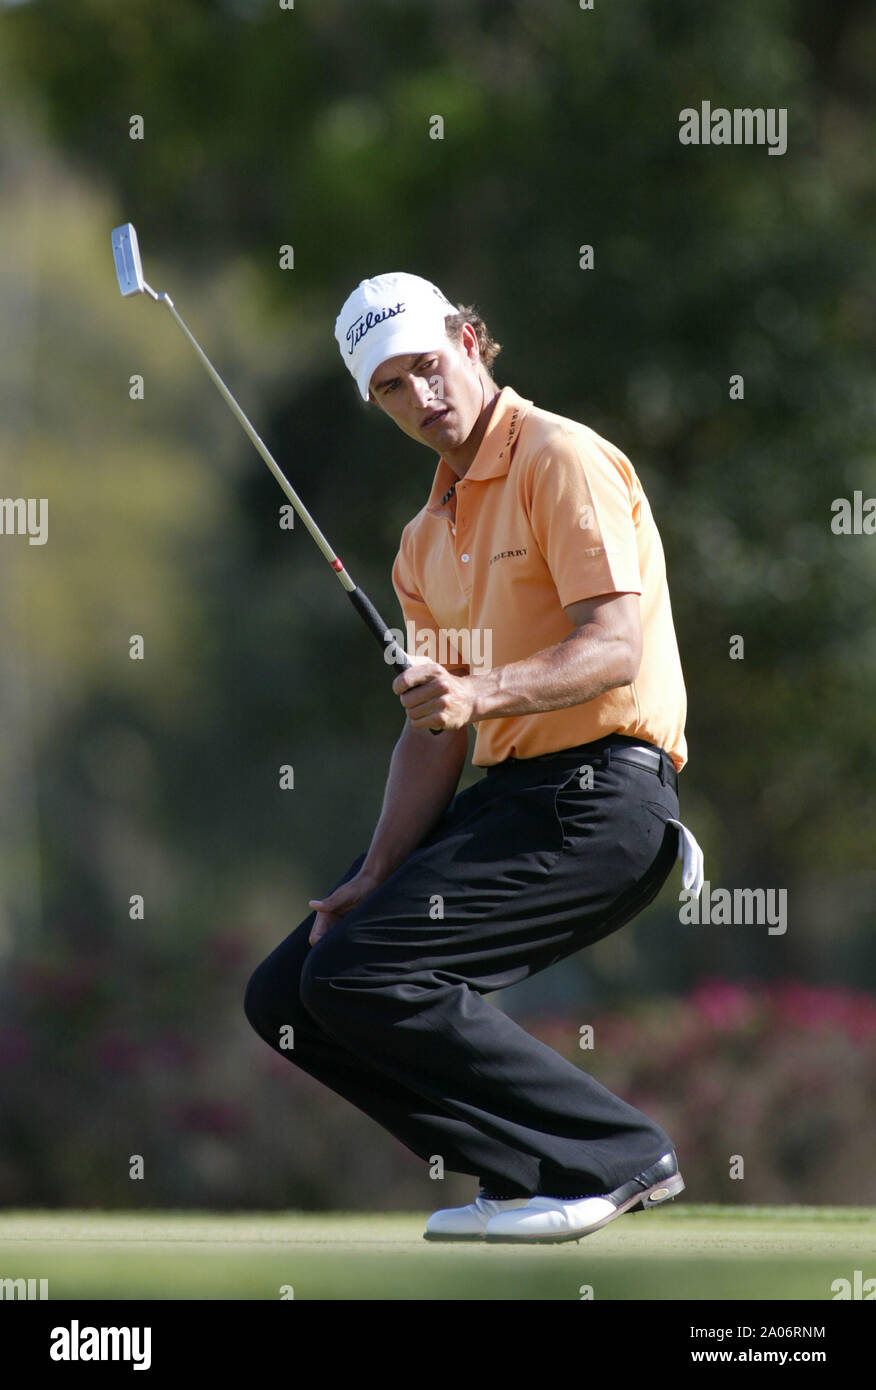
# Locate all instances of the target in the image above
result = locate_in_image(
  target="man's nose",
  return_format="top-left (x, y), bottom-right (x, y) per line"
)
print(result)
top-left (410, 375), bottom-right (437, 408)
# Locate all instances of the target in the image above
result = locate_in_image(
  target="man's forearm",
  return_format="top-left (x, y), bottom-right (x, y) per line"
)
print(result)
top-left (362, 723), bottom-right (469, 882)
top-left (471, 623), bottom-right (637, 721)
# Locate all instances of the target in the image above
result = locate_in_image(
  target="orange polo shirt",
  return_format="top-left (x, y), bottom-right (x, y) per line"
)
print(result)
top-left (391, 385), bottom-right (688, 770)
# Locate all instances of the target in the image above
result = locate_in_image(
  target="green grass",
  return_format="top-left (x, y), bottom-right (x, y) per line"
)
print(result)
top-left (0, 1207), bottom-right (872, 1300)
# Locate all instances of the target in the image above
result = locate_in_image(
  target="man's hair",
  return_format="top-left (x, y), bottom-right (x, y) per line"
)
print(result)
top-left (444, 306), bottom-right (502, 374)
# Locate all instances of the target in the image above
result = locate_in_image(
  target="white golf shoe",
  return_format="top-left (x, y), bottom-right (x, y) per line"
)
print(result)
top-left (424, 1192), bottom-right (531, 1241)
top-left (484, 1150), bottom-right (684, 1243)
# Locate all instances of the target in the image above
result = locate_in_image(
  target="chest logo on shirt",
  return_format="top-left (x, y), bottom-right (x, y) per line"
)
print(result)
top-left (489, 547), bottom-right (528, 565)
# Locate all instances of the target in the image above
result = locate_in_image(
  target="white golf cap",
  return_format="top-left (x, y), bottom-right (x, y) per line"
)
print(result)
top-left (335, 272), bottom-right (457, 401)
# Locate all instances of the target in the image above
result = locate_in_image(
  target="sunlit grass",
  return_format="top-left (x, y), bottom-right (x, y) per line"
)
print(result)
top-left (1, 1207), bottom-right (871, 1299)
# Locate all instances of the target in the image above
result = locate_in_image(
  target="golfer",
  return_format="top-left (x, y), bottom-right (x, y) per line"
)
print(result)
top-left (244, 273), bottom-right (704, 1243)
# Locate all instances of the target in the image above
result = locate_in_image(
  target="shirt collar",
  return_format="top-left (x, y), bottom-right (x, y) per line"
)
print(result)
top-left (424, 386), bottom-right (531, 516)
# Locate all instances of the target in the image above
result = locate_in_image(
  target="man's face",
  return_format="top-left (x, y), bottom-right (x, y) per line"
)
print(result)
top-left (368, 323), bottom-right (483, 451)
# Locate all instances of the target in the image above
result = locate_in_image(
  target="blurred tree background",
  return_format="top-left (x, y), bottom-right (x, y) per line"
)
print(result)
top-left (0, 0), bottom-right (873, 1209)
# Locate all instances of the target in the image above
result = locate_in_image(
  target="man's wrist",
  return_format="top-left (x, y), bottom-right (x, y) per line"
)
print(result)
top-left (468, 669), bottom-right (504, 722)
top-left (360, 855), bottom-right (392, 883)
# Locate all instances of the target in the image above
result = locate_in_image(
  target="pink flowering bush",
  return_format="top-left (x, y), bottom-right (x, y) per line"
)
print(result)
top-left (523, 978), bottom-right (876, 1204)
top-left (0, 955), bottom-right (873, 1207)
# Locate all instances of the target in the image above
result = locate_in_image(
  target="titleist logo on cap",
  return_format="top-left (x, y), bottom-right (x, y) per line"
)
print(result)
top-left (345, 302), bottom-right (405, 355)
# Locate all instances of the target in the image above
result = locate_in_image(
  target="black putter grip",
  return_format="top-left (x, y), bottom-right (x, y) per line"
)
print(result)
top-left (347, 586), bottom-right (442, 735)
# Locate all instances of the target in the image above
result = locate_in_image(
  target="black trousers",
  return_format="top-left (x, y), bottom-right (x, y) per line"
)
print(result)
top-left (244, 734), bottom-right (681, 1198)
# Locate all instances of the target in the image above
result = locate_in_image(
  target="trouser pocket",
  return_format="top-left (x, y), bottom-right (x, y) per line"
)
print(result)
top-left (606, 809), bottom-right (682, 927)
top-left (645, 804), bottom-right (705, 897)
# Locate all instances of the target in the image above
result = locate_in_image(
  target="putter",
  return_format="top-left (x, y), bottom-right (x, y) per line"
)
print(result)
top-left (111, 222), bottom-right (442, 733)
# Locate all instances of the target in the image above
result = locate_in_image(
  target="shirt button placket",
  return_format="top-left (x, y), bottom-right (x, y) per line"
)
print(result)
top-left (456, 484), bottom-right (471, 583)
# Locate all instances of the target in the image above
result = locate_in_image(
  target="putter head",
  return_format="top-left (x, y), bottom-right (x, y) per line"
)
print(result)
top-left (111, 222), bottom-right (146, 296)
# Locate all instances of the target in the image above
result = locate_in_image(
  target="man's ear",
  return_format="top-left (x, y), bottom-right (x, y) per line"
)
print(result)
top-left (461, 321), bottom-right (480, 363)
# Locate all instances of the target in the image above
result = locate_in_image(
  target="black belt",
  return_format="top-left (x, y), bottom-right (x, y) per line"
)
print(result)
top-left (498, 736), bottom-right (678, 794)
top-left (608, 744), bottom-right (678, 794)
